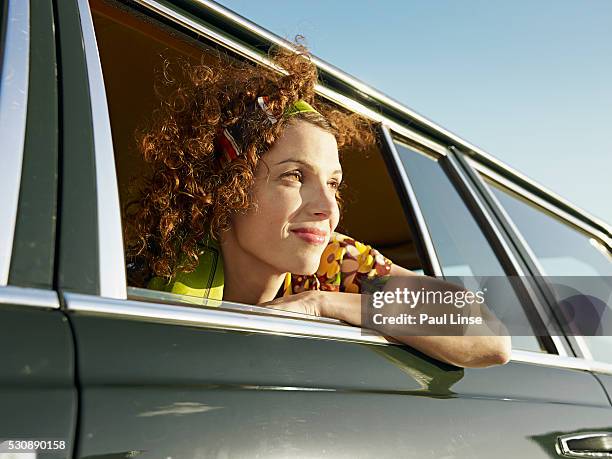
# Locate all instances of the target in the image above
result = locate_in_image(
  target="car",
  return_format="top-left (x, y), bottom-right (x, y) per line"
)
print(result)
top-left (1, 0), bottom-right (612, 457)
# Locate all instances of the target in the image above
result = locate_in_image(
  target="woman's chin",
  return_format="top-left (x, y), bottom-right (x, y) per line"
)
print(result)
top-left (282, 258), bottom-right (321, 276)
top-left (271, 239), bottom-right (326, 275)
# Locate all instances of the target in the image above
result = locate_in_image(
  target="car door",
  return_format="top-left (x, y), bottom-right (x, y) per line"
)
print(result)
top-left (0, 0), bottom-right (77, 457)
top-left (56, 0), bottom-right (612, 458)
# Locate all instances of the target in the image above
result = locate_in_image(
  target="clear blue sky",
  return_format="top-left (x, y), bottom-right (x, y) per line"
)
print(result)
top-left (216, 0), bottom-right (612, 225)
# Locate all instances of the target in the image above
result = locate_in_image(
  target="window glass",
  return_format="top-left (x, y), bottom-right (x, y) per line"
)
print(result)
top-left (486, 179), bottom-right (612, 363)
top-left (90, 0), bottom-right (424, 311)
top-left (488, 182), bottom-right (611, 277)
top-left (395, 141), bottom-right (545, 352)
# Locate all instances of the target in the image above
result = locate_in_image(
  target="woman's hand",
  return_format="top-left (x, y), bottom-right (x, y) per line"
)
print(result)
top-left (259, 290), bottom-right (324, 318)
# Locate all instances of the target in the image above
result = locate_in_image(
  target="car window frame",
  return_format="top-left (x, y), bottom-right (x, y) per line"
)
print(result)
top-left (59, 0), bottom-right (612, 376)
top-left (77, 0), bottom-right (126, 298)
top-left (81, 0), bottom-right (446, 306)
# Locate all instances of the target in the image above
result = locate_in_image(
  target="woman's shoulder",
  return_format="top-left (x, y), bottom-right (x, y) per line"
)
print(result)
top-left (288, 232), bottom-right (393, 295)
top-left (146, 241), bottom-right (225, 301)
top-left (327, 232), bottom-right (391, 269)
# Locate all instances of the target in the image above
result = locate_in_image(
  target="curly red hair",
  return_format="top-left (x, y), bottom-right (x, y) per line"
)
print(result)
top-left (124, 45), bottom-right (375, 286)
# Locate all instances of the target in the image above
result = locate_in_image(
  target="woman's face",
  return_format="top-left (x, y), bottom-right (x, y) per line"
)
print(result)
top-left (229, 119), bottom-right (341, 275)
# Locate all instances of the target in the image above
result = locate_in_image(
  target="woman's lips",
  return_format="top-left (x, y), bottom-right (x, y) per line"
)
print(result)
top-left (290, 228), bottom-right (328, 245)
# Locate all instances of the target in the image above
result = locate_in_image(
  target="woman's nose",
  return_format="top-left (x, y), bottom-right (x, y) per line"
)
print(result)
top-left (308, 180), bottom-right (339, 219)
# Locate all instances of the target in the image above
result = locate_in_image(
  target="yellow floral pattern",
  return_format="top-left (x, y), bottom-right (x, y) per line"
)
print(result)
top-left (279, 232), bottom-right (393, 298)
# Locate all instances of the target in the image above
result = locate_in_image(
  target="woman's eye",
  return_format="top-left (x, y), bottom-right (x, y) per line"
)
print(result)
top-left (328, 179), bottom-right (342, 190)
top-left (282, 171), bottom-right (303, 182)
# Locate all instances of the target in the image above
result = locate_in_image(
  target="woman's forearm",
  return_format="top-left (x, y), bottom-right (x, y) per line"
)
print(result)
top-left (317, 290), bottom-right (511, 368)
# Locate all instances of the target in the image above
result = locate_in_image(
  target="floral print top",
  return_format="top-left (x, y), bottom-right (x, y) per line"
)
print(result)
top-left (278, 232), bottom-right (393, 298)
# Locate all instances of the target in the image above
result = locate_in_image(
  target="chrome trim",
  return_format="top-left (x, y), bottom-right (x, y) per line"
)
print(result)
top-left (167, 0), bottom-right (610, 234)
top-left (557, 432), bottom-right (612, 458)
top-left (130, 0), bottom-right (448, 158)
top-left (126, 285), bottom-right (346, 324)
top-left (589, 359), bottom-right (612, 376)
top-left (0, 0), bottom-right (30, 286)
top-left (511, 349), bottom-right (591, 371)
top-left (76, 0), bottom-right (127, 299)
top-left (381, 126), bottom-right (444, 277)
top-left (445, 152), bottom-right (569, 357)
top-left (65, 292), bottom-right (612, 374)
top-left (472, 159), bottom-right (611, 248)
top-left (64, 292), bottom-right (394, 345)
top-left (510, 349), bottom-right (612, 374)
top-left (572, 335), bottom-right (595, 361)
top-left (227, 386), bottom-right (337, 392)
top-left (315, 86), bottom-right (448, 157)
top-left (0, 285), bottom-right (60, 309)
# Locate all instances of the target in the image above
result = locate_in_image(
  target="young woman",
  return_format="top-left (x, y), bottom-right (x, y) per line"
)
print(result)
top-left (125, 47), bottom-right (511, 368)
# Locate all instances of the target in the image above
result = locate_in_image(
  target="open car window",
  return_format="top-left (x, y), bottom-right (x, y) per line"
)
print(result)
top-left (90, 0), bottom-right (425, 315)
